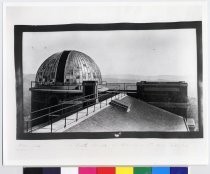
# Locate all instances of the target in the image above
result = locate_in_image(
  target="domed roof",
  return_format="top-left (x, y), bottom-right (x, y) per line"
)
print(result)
top-left (35, 50), bottom-right (102, 86)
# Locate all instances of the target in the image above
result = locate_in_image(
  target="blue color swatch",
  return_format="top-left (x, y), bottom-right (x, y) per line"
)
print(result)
top-left (170, 167), bottom-right (188, 174)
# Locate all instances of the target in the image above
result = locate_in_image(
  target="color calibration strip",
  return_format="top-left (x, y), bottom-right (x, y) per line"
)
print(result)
top-left (24, 167), bottom-right (188, 174)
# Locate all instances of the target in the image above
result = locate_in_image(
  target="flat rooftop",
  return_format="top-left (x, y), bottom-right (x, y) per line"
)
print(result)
top-left (65, 96), bottom-right (188, 132)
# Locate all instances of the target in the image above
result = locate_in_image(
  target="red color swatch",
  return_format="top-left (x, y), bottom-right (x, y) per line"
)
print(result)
top-left (97, 167), bottom-right (115, 174)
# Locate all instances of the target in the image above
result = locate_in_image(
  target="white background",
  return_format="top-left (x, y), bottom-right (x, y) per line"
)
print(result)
top-left (0, 0), bottom-right (209, 173)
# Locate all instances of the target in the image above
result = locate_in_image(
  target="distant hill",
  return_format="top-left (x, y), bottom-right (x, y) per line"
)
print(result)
top-left (102, 74), bottom-right (188, 83)
top-left (23, 74), bottom-right (36, 116)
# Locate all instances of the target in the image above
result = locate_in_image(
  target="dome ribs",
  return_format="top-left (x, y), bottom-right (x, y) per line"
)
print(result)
top-left (35, 50), bottom-right (102, 86)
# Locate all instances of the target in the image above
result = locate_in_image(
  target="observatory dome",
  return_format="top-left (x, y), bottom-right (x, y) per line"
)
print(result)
top-left (35, 50), bottom-right (102, 85)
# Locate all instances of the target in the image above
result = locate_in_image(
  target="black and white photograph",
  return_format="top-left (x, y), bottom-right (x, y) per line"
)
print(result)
top-left (14, 22), bottom-right (203, 139)
top-left (3, 2), bottom-right (208, 166)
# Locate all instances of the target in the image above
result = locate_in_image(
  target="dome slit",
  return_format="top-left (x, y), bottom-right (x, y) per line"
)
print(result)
top-left (55, 51), bottom-right (70, 84)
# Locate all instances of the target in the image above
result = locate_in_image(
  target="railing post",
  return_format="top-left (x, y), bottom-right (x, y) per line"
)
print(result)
top-left (50, 117), bottom-right (52, 133)
top-left (30, 114), bottom-right (33, 133)
top-left (49, 108), bottom-right (52, 133)
top-left (86, 107), bottom-right (88, 116)
top-left (76, 111), bottom-right (78, 121)
top-left (106, 98), bottom-right (107, 105)
top-left (94, 93), bottom-right (96, 112)
top-left (26, 120), bottom-right (28, 133)
top-left (62, 104), bottom-right (66, 128)
top-left (100, 101), bottom-right (101, 109)
top-left (64, 115), bottom-right (66, 128)
top-left (64, 116), bottom-right (66, 127)
top-left (61, 103), bottom-right (64, 116)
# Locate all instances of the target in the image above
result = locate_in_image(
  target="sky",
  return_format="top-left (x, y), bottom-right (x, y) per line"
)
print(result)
top-left (22, 29), bottom-right (197, 97)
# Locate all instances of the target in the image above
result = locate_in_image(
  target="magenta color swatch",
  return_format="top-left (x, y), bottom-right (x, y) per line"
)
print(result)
top-left (79, 167), bottom-right (97, 174)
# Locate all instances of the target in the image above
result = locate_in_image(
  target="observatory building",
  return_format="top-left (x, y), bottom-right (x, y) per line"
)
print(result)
top-left (28, 50), bottom-right (192, 133)
top-left (30, 50), bottom-right (103, 126)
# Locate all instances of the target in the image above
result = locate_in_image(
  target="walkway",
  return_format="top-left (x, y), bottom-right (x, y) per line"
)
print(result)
top-left (33, 93), bottom-right (126, 133)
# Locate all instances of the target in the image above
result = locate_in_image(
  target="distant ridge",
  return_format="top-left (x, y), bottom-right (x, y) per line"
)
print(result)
top-left (102, 74), bottom-right (187, 83)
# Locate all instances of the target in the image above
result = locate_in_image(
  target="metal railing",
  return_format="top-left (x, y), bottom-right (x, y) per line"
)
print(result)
top-left (26, 82), bottom-right (137, 133)
top-left (31, 81), bottom-right (137, 91)
top-left (25, 88), bottom-right (123, 133)
top-left (104, 82), bottom-right (137, 91)
top-left (30, 81), bottom-right (83, 90)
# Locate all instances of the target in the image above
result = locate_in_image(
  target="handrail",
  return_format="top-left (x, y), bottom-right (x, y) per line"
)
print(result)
top-left (106, 82), bottom-right (136, 84)
top-left (25, 88), bottom-right (121, 133)
top-left (30, 83), bottom-right (130, 115)
top-left (31, 81), bottom-right (83, 87)
top-left (26, 88), bottom-right (120, 123)
top-left (31, 81), bottom-right (136, 87)
top-left (29, 94), bottom-right (98, 122)
top-left (25, 82), bottom-right (137, 122)
top-left (25, 83), bottom-right (137, 133)
top-left (30, 92), bottom-right (97, 114)
top-left (125, 84), bottom-right (137, 90)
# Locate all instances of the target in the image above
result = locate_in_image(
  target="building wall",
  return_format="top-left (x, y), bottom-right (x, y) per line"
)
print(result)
top-left (30, 90), bottom-right (83, 126)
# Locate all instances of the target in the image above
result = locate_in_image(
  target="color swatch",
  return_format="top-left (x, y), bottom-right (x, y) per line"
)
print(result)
top-left (134, 167), bottom-right (152, 174)
top-left (97, 167), bottom-right (115, 174)
top-left (61, 167), bottom-right (78, 174)
top-left (116, 167), bottom-right (133, 174)
top-left (79, 167), bottom-right (97, 174)
top-left (170, 167), bottom-right (188, 174)
top-left (152, 167), bottom-right (170, 174)
top-left (24, 167), bottom-right (188, 174)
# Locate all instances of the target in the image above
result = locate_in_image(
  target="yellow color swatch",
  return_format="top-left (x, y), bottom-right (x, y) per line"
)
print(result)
top-left (116, 167), bottom-right (133, 174)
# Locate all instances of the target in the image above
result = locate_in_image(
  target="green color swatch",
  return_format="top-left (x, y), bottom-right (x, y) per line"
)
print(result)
top-left (134, 167), bottom-right (152, 174)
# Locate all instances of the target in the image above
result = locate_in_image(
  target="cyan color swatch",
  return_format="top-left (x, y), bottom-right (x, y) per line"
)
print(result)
top-left (152, 167), bottom-right (170, 174)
